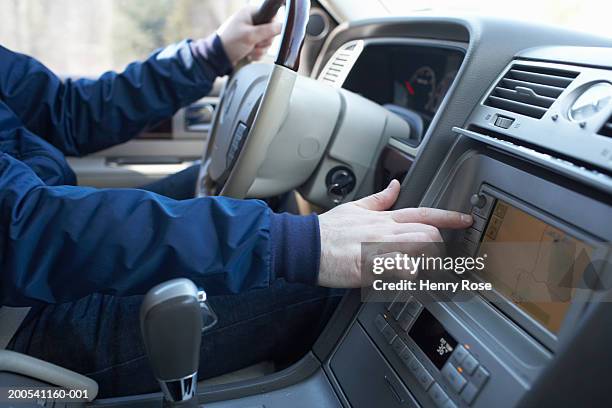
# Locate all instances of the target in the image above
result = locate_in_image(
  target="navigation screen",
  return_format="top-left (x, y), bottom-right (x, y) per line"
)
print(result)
top-left (477, 200), bottom-right (593, 334)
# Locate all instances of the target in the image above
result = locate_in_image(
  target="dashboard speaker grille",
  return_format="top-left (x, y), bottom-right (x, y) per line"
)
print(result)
top-left (484, 63), bottom-right (579, 119)
top-left (599, 115), bottom-right (612, 138)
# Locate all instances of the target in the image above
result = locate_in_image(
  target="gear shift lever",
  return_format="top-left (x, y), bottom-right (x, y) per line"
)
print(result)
top-left (140, 279), bottom-right (204, 407)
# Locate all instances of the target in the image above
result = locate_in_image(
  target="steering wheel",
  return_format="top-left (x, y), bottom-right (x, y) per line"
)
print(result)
top-left (197, 0), bottom-right (311, 198)
top-left (196, 0), bottom-right (409, 206)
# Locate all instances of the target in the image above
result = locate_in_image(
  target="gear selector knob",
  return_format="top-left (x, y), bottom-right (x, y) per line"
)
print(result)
top-left (140, 278), bottom-right (203, 406)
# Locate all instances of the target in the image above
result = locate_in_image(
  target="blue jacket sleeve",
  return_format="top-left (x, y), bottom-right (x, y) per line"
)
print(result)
top-left (0, 150), bottom-right (321, 307)
top-left (0, 35), bottom-right (232, 156)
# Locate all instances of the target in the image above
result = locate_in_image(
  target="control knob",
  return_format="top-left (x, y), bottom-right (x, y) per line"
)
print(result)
top-left (470, 193), bottom-right (487, 209)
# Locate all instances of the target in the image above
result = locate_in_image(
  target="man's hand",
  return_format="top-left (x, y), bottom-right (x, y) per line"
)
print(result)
top-left (318, 180), bottom-right (473, 288)
top-left (217, 6), bottom-right (282, 67)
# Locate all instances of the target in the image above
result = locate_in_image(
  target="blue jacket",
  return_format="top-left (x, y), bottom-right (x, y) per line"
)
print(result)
top-left (0, 36), bottom-right (320, 307)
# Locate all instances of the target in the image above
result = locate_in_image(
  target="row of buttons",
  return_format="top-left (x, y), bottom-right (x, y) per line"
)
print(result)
top-left (441, 345), bottom-right (490, 405)
top-left (447, 190), bottom-right (493, 406)
top-left (459, 192), bottom-right (496, 256)
top-left (394, 334), bottom-right (457, 407)
top-left (375, 314), bottom-right (457, 408)
top-left (386, 294), bottom-right (423, 331)
top-left (376, 308), bottom-right (490, 407)
top-left (374, 314), bottom-right (399, 344)
top-left (484, 201), bottom-right (509, 241)
top-left (226, 122), bottom-right (249, 165)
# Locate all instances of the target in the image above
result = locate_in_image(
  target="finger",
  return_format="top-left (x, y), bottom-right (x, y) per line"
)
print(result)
top-left (393, 224), bottom-right (442, 241)
top-left (246, 4), bottom-right (259, 18)
top-left (383, 232), bottom-right (443, 243)
top-left (390, 207), bottom-right (473, 229)
top-left (368, 222), bottom-right (441, 240)
top-left (365, 241), bottom-right (438, 256)
top-left (255, 38), bottom-right (274, 48)
top-left (249, 21), bottom-right (282, 44)
top-left (248, 50), bottom-right (266, 61)
top-left (249, 48), bottom-right (267, 59)
top-left (376, 237), bottom-right (443, 262)
top-left (355, 179), bottom-right (400, 211)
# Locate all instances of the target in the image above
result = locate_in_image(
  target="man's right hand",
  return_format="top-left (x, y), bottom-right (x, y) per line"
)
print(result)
top-left (317, 180), bottom-right (473, 288)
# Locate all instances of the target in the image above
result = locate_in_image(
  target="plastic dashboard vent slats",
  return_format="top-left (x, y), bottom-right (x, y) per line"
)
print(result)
top-left (485, 63), bottom-right (579, 119)
top-left (321, 51), bottom-right (352, 84)
top-left (599, 116), bottom-right (612, 138)
top-left (318, 41), bottom-right (364, 88)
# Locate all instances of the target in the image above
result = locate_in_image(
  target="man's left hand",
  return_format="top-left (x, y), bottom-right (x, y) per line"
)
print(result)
top-left (216, 5), bottom-right (282, 67)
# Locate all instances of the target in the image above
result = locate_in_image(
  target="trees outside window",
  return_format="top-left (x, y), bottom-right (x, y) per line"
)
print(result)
top-left (0, 0), bottom-right (246, 77)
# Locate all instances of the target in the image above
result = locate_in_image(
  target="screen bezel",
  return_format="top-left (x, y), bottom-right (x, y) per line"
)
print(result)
top-left (467, 184), bottom-right (607, 349)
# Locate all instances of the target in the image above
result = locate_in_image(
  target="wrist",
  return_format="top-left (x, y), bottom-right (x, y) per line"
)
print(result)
top-left (189, 34), bottom-right (233, 77)
top-left (270, 212), bottom-right (321, 285)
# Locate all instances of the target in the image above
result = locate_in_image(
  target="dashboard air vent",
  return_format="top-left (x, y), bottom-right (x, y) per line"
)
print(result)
top-left (599, 115), bottom-right (612, 138)
top-left (318, 40), bottom-right (364, 88)
top-left (485, 63), bottom-right (579, 119)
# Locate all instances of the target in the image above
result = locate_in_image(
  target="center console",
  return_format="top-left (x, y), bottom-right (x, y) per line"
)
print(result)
top-left (327, 146), bottom-right (610, 407)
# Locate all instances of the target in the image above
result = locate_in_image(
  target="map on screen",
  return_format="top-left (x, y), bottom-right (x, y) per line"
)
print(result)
top-left (477, 201), bottom-right (593, 333)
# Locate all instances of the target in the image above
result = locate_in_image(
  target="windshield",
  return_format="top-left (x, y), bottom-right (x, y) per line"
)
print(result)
top-left (379, 0), bottom-right (611, 38)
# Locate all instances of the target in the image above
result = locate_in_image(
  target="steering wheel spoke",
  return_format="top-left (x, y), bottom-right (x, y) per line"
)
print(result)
top-left (197, 0), bottom-right (313, 199)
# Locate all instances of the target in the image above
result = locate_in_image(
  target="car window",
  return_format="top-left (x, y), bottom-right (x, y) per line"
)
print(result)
top-left (379, 0), bottom-right (611, 38)
top-left (0, 0), bottom-right (249, 78)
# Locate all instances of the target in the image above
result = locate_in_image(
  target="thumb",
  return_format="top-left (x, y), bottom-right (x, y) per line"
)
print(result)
top-left (249, 21), bottom-right (282, 44)
top-left (356, 179), bottom-right (401, 211)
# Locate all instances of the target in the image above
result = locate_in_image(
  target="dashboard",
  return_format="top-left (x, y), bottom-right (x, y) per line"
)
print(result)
top-left (343, 43), bottom-right (464, 142)
top-left (311, 15), bottom-right (612, 408)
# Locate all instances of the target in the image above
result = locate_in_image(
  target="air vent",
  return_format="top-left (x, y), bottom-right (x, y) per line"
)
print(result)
top-left (318, 40), bottom-right (364, 88)
top-left (599, 115), bottom-right (612, 137)
top-left (485, 63), bottom-right (579, 119)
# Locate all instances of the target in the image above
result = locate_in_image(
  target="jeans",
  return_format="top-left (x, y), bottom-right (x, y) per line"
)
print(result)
top-left (8, 166), bottom-right (343, 398)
